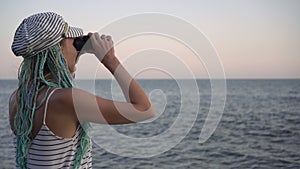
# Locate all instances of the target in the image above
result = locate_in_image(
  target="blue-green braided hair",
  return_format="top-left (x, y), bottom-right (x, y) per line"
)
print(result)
top-left (15, 44), bottom-right (90, 169)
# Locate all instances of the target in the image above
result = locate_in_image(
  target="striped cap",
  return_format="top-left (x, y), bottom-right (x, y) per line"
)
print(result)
top-left (11, 12), bottom-right (83, 58)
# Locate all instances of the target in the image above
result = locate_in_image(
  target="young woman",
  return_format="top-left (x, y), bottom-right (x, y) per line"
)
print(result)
top-left (9, 12), bottom-right (156, 169)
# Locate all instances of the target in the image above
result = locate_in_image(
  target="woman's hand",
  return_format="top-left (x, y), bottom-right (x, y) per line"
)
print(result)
top-left (87, 32), bottom-right (119, 73)
top-left (87, 33), bottom-right (115, 61)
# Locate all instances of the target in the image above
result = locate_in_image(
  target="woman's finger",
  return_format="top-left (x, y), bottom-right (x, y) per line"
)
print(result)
top-left (106, 35), bottom-right (112, 41)
top-left (95, 33), bottom-right (101, 41)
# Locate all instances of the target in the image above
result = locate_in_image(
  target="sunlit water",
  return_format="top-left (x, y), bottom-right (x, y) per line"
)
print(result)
top-left (0, 79), bottom-right (299, 168)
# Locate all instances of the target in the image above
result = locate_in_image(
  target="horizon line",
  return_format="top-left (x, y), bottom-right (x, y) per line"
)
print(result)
top-left (0, 78), bottom-right (299, 80)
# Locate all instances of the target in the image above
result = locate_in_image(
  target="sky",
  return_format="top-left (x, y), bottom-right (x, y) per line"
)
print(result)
top-left (0, 0), bottom-right (299, 79)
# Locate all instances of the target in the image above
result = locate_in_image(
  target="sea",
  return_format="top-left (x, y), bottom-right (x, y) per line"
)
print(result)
top-left (0, 79), bottom-right (299, 168)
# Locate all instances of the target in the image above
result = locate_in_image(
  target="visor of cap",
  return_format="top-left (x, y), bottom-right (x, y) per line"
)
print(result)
top-left (65, 25), bottom-right (83, 38)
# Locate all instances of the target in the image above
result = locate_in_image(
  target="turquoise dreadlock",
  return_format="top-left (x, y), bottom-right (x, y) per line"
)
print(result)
top-left (15, 44), bottom-right (90, 169)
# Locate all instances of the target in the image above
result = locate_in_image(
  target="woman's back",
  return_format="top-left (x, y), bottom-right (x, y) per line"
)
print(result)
top-left (11, 88), bottom-right (92, 168)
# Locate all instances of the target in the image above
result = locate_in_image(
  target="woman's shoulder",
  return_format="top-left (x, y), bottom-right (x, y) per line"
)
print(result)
top-left (8, 87), bottom-right (88, 112)
top-left (52, 87), bottom-right (87, 104)
top-left (50, 88), bottom-right (89, 115)
top-left (50, 88), bottom-right (74, 110)
top-left (54, 87), bottom-right (97, 101)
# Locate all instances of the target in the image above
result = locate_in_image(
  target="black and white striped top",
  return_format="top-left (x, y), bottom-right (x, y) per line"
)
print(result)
top-left (14, 88), bottom-right (92, 168)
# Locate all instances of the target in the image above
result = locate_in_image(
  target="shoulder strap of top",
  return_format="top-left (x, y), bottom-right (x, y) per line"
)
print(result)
top-left (43, 88), bottom-right (58, 124)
